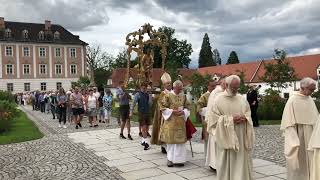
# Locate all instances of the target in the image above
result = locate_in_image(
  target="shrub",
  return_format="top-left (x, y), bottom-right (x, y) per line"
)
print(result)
top-left (0, 90), bottom-right (16, 103)
top-left (257, 89), bottom-right (286, 120)
top-left (0, 100), bottom-right (17, 133)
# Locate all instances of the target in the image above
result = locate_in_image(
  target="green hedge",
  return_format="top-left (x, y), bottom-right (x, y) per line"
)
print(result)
top-left (0, 90), bottom-right (16, 103)
top-left (257, 93), bottom-right (286, 120)
top-left (0, 100), bottom-right (17, 133)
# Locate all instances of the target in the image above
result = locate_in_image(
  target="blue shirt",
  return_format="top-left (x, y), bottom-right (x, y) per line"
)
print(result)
top-left (103, 95), bottom-right (113, 111)
top-left (39, 94), bottom-right (44, 102)
top-left (130, 91), bottom-right (152, 114)
top-left (116, 88), bottom-right (129, 105)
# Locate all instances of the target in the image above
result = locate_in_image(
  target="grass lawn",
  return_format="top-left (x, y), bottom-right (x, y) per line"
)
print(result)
top-left (259, 120), bottom-right (281, 125)
top-left (0, 110), bottom-right (44, 145)
top-left (112, 106), bottom-right (280, 127)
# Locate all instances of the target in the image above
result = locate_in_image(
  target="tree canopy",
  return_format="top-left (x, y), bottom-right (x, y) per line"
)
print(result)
top-left (198, 33), bottom-right (215, 67)
top-left (260, 49), bottom-right (297, 90)
top-left (153, 26), bottom-right (193, 75)
top-left (227, 51), bottom-right (240, 64)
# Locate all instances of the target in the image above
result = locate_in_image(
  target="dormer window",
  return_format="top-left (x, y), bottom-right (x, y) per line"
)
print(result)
top-left (38, 31), bottom-right (45, 40)
top-left (54, 31), bottom-right (60, 40)
top-left (22, 29), bottom-right (28, 39)
top-left (5, 28), bottom-right (11, 38)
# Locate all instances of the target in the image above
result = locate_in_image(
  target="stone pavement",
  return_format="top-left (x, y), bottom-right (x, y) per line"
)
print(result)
top-left (68, 127), bottom-right (287, 180)
top-left (0, 106), bottom-right (287, 179)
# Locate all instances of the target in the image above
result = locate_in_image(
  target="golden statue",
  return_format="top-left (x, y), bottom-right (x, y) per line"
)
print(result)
top-left (124, 23), bottom-right (168, 87)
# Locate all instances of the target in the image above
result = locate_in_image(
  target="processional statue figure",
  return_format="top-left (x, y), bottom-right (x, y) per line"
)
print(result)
top-left (125, 23), bottom-right (168, 87)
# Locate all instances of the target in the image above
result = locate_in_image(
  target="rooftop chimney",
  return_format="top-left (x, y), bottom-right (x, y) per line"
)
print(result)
top-left (0, 17), bottom-right (5, 30)
top-left (45, 20), bottom-right (51, 30)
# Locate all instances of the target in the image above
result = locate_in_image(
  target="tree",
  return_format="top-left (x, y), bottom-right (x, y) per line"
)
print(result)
top-left (198, 33), bottom-right (215, 67)
top-left (112, 48), bottom-right (128, 69)
top-left (86, 45), bottom-right (114, 87)
top-left (153, 26), bottom-right (193, 73)
top-left (189, 73), bottom-right (212, 100)
top-left (94, 68), bottom-right (112, 90)
top-left (260, 49), bottom-right (297, 91)
top-left (213, 48), bottom-right (222, 65)
top-left (72, 76), bottom-right (90, 88)
top-left (227, 51), bottom-right (240, 64)
top-left (236, 70), bottom-right (249, 94)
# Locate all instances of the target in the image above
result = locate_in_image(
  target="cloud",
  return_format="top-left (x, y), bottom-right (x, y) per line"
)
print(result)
top-left (0, 0), bottom-right (109, 31)
top-left (1, 0), bottom-right (320, 68)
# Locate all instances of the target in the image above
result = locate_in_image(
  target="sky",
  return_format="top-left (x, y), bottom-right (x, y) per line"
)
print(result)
top-left (1, 0), bottom-right (320, 68)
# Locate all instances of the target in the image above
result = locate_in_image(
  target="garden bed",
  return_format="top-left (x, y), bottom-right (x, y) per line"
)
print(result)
top-left (0, 110), bottom-right (44, 145)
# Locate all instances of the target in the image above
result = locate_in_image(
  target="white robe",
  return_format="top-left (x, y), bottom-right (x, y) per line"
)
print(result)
top-left (308, 116), bottom-right (320, 180)
top-left (281, 92), bottom-right (319, 180)
top-left (204, 85), bottom-right (224, 168)
top-left (209, 91), bottom-right (255, 180)
top-left (162, 92), bottom-right (190, 164)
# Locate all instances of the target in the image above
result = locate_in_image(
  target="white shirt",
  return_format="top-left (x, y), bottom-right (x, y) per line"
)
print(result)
top-left (93, 92), bottom-right (100, 99)
top-left (87, 95), bottom-right (97, 109)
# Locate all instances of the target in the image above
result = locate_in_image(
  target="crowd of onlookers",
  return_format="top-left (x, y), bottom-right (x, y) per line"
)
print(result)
top-left (14, 87), bottom-right (114, 129)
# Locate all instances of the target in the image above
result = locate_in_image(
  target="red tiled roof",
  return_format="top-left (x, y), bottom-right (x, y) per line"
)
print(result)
top-left (252, 54), bottom-right (320, 82)
top-left (111, 68), bottom-right (196, 87)
top-left (198, 61), bottom-right (261, 82)
top-left (111, 54), bottom-right (320, 86)
top-left (198, 54), bottom-right (320, 83)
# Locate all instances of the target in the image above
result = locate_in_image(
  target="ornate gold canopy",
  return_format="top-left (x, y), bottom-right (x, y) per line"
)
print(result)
top-left (124, 23), bottom-right (168, 87)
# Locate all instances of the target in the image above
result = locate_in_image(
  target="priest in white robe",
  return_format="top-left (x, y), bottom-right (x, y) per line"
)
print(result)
top-left (205, 77), bottom-right (226, 170)
top-left (308, 115), bottom-right (320, 180)
top-left (207, 75), bottom-right (255, 180)
top-left (159, 80), bottom-right (190, 167)
top-left (281, 77), bottom-right (318, 180)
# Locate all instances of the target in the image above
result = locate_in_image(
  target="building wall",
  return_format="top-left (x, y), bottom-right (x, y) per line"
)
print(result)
top-left (0, 78), bottom-right (79, 93)
top-left (0, 42), bottom-right (86, 93)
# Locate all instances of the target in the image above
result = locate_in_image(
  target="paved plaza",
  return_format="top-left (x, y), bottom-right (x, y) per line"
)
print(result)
top-left (0, 106), bottom-right (287, 179)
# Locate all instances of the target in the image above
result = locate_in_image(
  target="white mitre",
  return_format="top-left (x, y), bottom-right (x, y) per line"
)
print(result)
top-left (161, 72), bottom-right (172, 84)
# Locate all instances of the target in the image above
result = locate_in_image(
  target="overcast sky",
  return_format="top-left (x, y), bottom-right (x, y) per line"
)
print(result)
top-left (1, 0), bottom-right (320, 68)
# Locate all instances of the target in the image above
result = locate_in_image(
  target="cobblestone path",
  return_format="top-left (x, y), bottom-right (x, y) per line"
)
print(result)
top-left (0, 106), bottom-right (127, 180)
top-left (0, 106), bottom-right (286, 180)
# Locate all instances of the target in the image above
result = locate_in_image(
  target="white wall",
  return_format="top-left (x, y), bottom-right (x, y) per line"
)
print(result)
top-left (0, 78), bottom-right (79, 93)
top-left (248, 81), bottom-right (305, 97)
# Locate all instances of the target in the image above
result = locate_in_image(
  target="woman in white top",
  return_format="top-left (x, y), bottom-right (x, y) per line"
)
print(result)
top-left (86, 89), bottom-right (99, 127)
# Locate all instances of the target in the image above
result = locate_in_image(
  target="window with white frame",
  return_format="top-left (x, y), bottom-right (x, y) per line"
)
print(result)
top-left (38, 31), bottom-right (44, 40)
top-left (39, 47), bottom-right (46, 57)
top-left (24, 83), bottom-right (30, 91)
top-left (6, 64), bottom-right (13, 75)
top-left (39, 64), bottom-right (47, 75)
top-left (56, 82), bottom-right (62, 90)
top-left (5, 46), bottom-right (13, 56)
top-left (55, 64), bottom-right (62, 75)
top-left (70, 64), bottom-right (77, 75)
top-left (23, 47), bottom-right (30, 57)
top-left (22, 29), bottom-right (28, 39)
top-left (55, 48), bottom-right (61, 57)
top-left (54, 31), bottom-right (60, 40)
top-left (40, 82), bottom-right (46, 91)
top-left (5, 29), bottom-right (11, 38)
top-left (7, 83), bottom-right (13, 92)
top-left (70, 48), bottom-right (76, 58)
top-left (23, 64), bottom-right (30, 75)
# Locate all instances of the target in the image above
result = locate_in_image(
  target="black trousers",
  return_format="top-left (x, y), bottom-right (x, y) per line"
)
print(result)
top-left (250, 106), bottom-right (259, 127)
top-left (40, 102), bottom-right (45, 112)
top-left (32, 100), bottom-right (36, 110)
top-left (51, 105), bottom-right (56, 118)
top-left (58, 107), bottom-right (66, 124)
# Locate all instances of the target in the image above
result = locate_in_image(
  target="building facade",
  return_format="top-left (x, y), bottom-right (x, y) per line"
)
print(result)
top-left (0, 17), bottom-right (88, 93)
